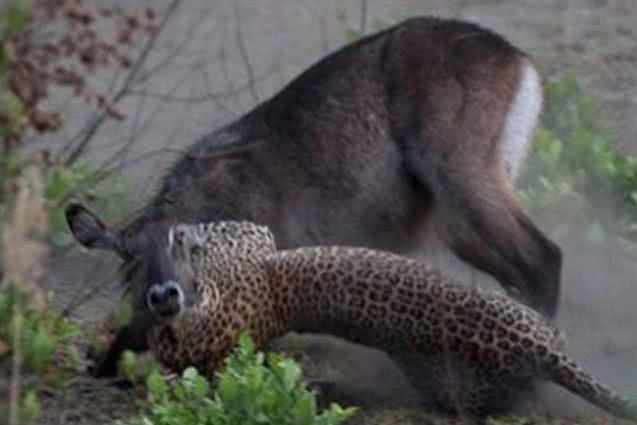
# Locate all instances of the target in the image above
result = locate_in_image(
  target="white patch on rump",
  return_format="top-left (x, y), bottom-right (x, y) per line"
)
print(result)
top-left (499, 60), bottom-right (543, 183)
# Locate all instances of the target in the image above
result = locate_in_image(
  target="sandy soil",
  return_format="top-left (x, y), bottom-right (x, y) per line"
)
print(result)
top-left (28, 1), bottom-right (637, 424)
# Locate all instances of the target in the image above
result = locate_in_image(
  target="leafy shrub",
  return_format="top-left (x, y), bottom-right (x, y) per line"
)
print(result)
top-left (119, 349), bottom-right (162, 389)
top-left (0, 0), bottom-right (30, 146)
top-left (121, 333), bottom-right (356, 425)
top-left (519, 72), bottom-right (637, 248)
top-left (0, 284), bottom-right (78, 373)
top-left (0, 284), bottom-right (79, 423)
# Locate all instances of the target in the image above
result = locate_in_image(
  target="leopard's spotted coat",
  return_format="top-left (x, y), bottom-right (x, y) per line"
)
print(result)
top-left (144, 221), bottom-right (635, 420)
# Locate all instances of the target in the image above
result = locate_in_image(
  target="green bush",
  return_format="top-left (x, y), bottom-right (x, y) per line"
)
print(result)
top-left (121, 333), bottom-right (356, 425)
top-left (519, 72), bottom-right (637, 248)
top-left (0, 0), bottom-right (29, 145)
top-left (0, 284), bottom-right (78, 374)
top-left (119, 349), bottom-right (162, 388)
top-left (0, 284), bottom-right (79, 423)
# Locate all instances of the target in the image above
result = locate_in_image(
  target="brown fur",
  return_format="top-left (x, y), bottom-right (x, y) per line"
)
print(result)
top-left (67, 17), bottom-right (561, 319)
top-left (66, 18), bottom-right (565, 387)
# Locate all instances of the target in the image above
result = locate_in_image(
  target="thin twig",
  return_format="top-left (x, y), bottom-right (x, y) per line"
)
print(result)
top-left (63, 0), bottom-right (182, 166)
top-left (57, 133), bottom-right (265, 210)
top-left (107, 61), bottom-right (204, 170)
top-left (56, 57), bottom-right (126, 163)
top-left (55, 148), bottom-right (185, 208)
top-left (117, 87), bottom-right (149, 166)
top-left (359, 0), bottom-right (368, 35)
top-left (8, 301), bottom-right (22, 425)
top-left (216, 24), bottom-right (241, 115)
top-left (125, 69), bottom-right (274, 104)
top-left (202, 67), bottom-right (238, 116)
top-left (133, 7), bottom-right (211, 85)
top-left (232, 2), bottom-right (259, 104)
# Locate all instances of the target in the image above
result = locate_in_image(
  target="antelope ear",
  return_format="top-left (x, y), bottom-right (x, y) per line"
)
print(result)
top-left (65, 202), bottom-right (126, 258)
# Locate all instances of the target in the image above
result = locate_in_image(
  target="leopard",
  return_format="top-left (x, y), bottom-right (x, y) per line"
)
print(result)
top-left (97, 219), bottom-right (636, 421)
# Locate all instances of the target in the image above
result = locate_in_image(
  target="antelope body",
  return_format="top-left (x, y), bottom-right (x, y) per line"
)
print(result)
top-left (66, 17), bottom-right (561, 376)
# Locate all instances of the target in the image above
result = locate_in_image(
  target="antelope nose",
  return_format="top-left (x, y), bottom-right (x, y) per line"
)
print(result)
top-left (146, 281), bottom-right (182, 317)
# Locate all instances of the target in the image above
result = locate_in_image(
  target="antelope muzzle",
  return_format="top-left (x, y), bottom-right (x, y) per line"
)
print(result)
top-left (146, 280), bottom-right (184, 318)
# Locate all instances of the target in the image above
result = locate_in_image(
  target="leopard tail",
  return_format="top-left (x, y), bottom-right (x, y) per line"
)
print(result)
top-left (549, 351), bottom-right (637, 422)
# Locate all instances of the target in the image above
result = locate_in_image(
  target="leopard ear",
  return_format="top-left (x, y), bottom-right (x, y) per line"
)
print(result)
top-left (167, 224), bottom-right (206, 260)
top-left (65, 202), bottom-right (126, 258)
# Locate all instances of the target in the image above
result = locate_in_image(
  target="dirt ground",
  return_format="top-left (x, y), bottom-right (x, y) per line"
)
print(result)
top-left (28, 0), bottom-right (637, 424)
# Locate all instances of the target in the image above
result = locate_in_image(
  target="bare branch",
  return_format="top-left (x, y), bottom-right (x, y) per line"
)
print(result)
top-left (216, 26), bottom-right (241, 115)
top-left (106, 59), bottom-right (206, 170)
top-left (202, 68), bottom-right (238, 116)
top-left (132, 7), bottom-right (211, 85)
top-left (56, 55), bottom-right (127, 163)
top-left (8, 301), bottom-right (21, 425)
top-left (232, 3), bottom-right (259, 104)
top-left (125, 69), bottom-right (275, 104)
top-left (359, 0), bottom-right (368, 35)
top-left (114, 86), bottom-right (149, 166)
top-left (56, 129), bottom-right (266, 210)
top-left (62, 0), bottom-right (182, 166)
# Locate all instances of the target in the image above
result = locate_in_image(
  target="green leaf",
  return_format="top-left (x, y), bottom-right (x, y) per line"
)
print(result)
top-left (120, 350), bottom-right (138, 380)
top-left (146, 370), bottom-right (168, 399)
top-left (218, 372), bottom-right (240, 402)
top-left (182, 366), bottom-right (198, 381)
top-left (121, 334), bottom-right (354, 425)
top-left (20, 390), bottom-right (40, 422)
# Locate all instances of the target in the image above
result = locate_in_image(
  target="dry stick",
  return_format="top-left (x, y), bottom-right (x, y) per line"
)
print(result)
top-left (219, 21), bottom-right (236, 95)
top-left (54, 148), bottom-right (182, 209)
top-left (232, 2), bottom-right (259, 104)
top-left (63, 0), bottom-right (182, 166)
top-left (359, 0), bottom-right (368, 35)
top-left (56, 66), bottom-right (231, 206)
top-left (117, 86), bottom-right (149, 166)
top-left (55, 18), bottom-right (138, 164)
top-left (108, 62), bottom-right (205, 171)
top-left (133, 4), bottom-right (211, 86)
top-left (55, 52), bottom-right (127, 163)
top-left (8, 301), bottom-right (22, 425)
top-left (217, 24), bottom-right (242, 115)
top-left (126, 69), bottom-right (274, 104)
top-left (55, 140), bottom-right (253, 211)
top-left (203, 67), bottom-right (239, 116)
top-left (319, 7), bottom-right (329, 54)
top-left (56, 61), bottom-right (275, 209)
top-left (94, 61), bottom-right (202, 169)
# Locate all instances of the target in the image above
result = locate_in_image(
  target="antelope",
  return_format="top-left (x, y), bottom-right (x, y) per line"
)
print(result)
top-left (66, 17), bottom-right (561, 377)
